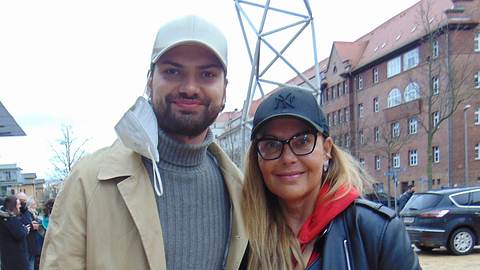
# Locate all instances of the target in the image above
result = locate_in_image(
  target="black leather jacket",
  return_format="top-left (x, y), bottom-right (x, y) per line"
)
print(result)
top-left (306, 199), bottom-right (420, 270)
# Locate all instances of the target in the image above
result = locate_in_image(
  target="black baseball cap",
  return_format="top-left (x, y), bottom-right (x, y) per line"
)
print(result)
top-left (251, 86), bottom-right (329, 140)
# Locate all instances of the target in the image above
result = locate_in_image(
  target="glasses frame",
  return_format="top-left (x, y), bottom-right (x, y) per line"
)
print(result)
top-left (255, 130), bottom-right (318, 160)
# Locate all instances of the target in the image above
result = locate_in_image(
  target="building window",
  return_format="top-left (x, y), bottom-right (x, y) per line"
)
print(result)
top-left (475, 32), bottom-right (480, 52)
top-left (373, 67), bottom-right (379, 83)
top-left (408, 117), bottom-right (418, 134)
top-left (409, 149), bottom-right (418, 166)
top-left (358, 75), bottom-right (364, 90)
top-left (387, 56), bottom-right (401, 78)
top-left (373, 97), bottom-right (379, 112)
top-left (374, 127), bottom-right (380, 143)
top-left (432, 39), bottom-right (439, 58)
top-left (339, 109), bottom-right (343, 124)
top-left (403, 47), bottom-right (419, 70)
top-left (392, 153), bottom-right (400, 168)
top-left (358, 103), bottom-right (364, 118)
top-left (333, 112), bottom-right (337, 126)
top-left (344, 107), bottom-right (350, 122)
top-left (343, 80), bottom-right (349, 93)
top-left (433, 111), bottom-right (440, 127)
top-left (375, 156), bottom-right (381, 170)
top-left (345, 134), bottom-right (351, 148)
top-left (337, 84), bottom-right (341, 97)
top-left (359, 158), bottom-right (365, 168)
top-left (327, 114), bottom-right (331, 127)
top-left (404, 82), bottom-right (420, 102)
top-left (475, 143), bottom-right (480, 160)
top-left (387, 88), bottom-right (402, 107)
top-left (359, 130), bottom-right (365, 145)
top-left (433, 146), bottom-right (440, 163)
top-left (475, 71), bottom-right (480, 89)
top-left (432, 76), bottom-right (440, 95)
top-left (475, 108), bottom-right (480, 125)
top-left (391, 122), bottom-right (400, 138)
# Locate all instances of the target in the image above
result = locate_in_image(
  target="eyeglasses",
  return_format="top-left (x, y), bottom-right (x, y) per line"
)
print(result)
top-left (255, 131), bottom-right (318, 160)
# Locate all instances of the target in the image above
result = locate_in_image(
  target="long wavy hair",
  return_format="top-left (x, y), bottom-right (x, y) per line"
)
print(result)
top-left (241, 133), bottom-right (373, 270)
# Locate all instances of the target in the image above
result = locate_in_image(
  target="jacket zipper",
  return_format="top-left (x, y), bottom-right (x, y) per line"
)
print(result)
top-left (343, 239), bottom-right (352, 270)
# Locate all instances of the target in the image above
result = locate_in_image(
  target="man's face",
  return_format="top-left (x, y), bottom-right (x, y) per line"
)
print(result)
top-left (149, 44), bottom-right (226, 137)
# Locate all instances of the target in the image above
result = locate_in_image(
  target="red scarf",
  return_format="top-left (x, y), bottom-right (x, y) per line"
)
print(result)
top-left (298, 184), bottom-right (359, 244)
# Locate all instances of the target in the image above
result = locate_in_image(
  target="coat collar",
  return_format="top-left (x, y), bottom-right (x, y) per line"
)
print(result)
top-left (96, 140), bottom-right (247, 270)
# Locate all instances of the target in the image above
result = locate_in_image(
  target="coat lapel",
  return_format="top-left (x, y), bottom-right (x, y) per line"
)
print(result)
top-left (98, 140), bottom-right (167, 269)
top-left (209, 143), bottom-right (248, 270)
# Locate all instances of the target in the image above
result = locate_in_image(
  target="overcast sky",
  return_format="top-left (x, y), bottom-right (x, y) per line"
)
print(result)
top-left (0, 0), bottom-right (420, 179)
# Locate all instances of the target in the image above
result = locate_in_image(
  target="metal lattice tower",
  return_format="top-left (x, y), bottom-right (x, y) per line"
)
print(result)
top-left (234, 0), bottom-right (321, 165)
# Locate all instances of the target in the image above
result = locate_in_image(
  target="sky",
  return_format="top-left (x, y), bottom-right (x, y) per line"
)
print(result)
top-left (0, 0), bottom-right (421, 179)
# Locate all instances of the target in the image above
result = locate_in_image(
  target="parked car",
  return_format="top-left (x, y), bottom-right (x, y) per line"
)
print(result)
top-left (400, 186), bottom-right (480, 255)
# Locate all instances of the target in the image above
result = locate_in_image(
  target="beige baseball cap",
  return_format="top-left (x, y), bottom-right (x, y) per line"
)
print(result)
top-left (150, 15), bottom-right (228, 72)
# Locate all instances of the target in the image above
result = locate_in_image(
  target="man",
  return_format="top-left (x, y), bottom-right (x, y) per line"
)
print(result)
top-left (16, 192), bottom-right (40, 270)
top-left (397, 185), bottom-right (415, 212)
top-left (40, 16), bottom-right (247, 270)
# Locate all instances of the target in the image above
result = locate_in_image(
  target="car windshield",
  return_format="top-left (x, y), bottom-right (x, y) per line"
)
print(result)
top-left (403, 193), bottom-right (442, 210)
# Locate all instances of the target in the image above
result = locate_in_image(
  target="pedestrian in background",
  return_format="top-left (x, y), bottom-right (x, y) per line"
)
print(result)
top-left (397, 185), bottom-right (415, 213)
top-left (0, 195), bottom-right (30, 270)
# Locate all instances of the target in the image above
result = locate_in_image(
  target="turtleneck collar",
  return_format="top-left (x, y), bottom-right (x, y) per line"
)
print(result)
top-left (157, 127), bottom-right (214, 167)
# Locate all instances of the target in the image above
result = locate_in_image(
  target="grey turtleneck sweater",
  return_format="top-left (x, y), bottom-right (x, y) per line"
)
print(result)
top-left (143, 128), bottom-right (231, 270)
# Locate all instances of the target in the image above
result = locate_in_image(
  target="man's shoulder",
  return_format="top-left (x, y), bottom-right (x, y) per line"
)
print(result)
top-left (353, 199), bottom-right (396, 220)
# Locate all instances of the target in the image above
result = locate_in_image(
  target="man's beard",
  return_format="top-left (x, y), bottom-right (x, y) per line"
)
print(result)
top-left (154, 93), bottom-right (223, 137)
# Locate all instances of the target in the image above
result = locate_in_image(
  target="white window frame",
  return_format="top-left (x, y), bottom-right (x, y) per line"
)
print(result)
top-left (359, 158), bottom-right (365, 168)
top-left (433, 146), bottom-right (440, 163)
top-left (339, 110), bottom-right (343, 124)
top-left (375, 156), bottom-right (381, 170)
top-left (373, 97), bottom-right (379, 112)
top-left (387, 56), bottom-right (401, 78)
top-left (374, 127), bottom-right (380, 143)
top-left (475, 32), bottom-right (480, 52)
top-left (475, 71), bottom-right (480, 89)
top-left (387, 88), bottom-right (402, 107)
top-left (345, 134), bottom-right (350, 148)
top-left (432, 76), bottom-right (440, 95)
top-left (433, 111), bottom-right (440, 127)
top-left (409, 149), bottom-right (418, 166)
top-left (432, 39), bottom-right (439, 58)
top-left (358, 103), bottom-right (364, 118)
top-left (475, 108), bottom-right (480, 125)
top-left (392, 153), bottom-right (400, 168)
top-left (475, 143), bottom-right (480, 160)
top-left (333, 112), bottom-right (337, 126)
top-left (408, 117), bottom-right (418, 134)
top-left (391, 122), bottom-right (400, 138)
top-left (403, 47), bottom-right (419, 71)
top-left (404, 82), bottom-right (420, 102)
top-left (358, 75), bottom-right (364, 90)
top-left (344, 108), bottom-right (349, 122)
top-left (359, 130), bottom-right (365, 145)
top-left (373, 67), bottom-right (379, 83)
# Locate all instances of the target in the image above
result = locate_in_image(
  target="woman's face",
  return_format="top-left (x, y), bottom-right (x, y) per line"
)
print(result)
top-left (257, 117), bottom-right (332, 204)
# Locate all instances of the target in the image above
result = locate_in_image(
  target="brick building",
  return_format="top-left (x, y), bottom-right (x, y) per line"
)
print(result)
top-left (215, 0), bottom-right (480, 195)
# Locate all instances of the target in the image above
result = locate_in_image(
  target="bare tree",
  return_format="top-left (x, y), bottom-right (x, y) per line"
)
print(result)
top-left (362, 122), bottom-right (411, 207)
top-left (415, 1), bottom-right (479, 188)
top-left (50, 125), bottom-right (89, 180)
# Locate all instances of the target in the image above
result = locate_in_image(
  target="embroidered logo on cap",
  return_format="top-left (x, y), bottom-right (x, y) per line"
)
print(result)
top-left (274, 93), bottom-right (295, 110)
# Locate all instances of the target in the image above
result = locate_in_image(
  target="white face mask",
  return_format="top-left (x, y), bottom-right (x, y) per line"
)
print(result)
top-left (115, 96), bottom-right (163, 196)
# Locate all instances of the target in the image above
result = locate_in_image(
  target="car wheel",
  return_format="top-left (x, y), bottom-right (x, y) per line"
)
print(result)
top-left (448, 228), bottom-right (475, 255)
top-left (414, 244), bottom-right (434, 252)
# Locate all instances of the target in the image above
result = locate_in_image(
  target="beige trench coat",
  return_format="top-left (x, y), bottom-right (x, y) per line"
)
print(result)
top-left (40, 140), bottom-right (248, 270)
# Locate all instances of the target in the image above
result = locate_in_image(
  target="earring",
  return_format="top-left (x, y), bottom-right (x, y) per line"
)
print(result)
top-left (323, 159), bottom-right (329, 172)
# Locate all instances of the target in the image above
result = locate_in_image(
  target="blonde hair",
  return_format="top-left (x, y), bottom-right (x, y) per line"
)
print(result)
top-left (242, 136), bottom-right (373, 270)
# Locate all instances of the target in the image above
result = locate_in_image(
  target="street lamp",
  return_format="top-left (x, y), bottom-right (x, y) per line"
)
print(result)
top-left (464, 104), bottom-right (471, 187)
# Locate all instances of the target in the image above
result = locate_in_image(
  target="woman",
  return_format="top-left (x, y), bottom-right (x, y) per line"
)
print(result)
top-left (242, 87), bottom-right (419, 270)
top-left (0, 195), bottom-right (30, 270)
top-left (26, 198), bottom-right (43, 270)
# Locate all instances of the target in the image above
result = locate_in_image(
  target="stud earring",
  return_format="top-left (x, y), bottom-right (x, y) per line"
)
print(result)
top-left (323, 159), bottom-right (329, 172)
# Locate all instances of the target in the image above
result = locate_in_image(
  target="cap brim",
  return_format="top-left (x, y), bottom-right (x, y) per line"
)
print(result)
top-left (151, 40), bottom-right (227, 72)
top-left (250, 113), bottom-right (327, 140)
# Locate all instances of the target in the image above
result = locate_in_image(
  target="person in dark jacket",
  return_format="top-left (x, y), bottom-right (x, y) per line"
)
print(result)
top-left (241, 87), bottom-right (420, 270)
top-left (397, 185), bottom-right (415, 212)
top-left (0, 195), bottom-right (30, 270)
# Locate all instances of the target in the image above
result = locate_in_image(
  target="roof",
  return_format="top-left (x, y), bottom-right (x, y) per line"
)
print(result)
top-left (353, 0), bottom-right (455, 70)
top-left (0, 101), bottom-right (25, 137)
top-left (421, 186), bottom-right (480, 195)
top-left (0, 164), bottom-right (21, 170)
